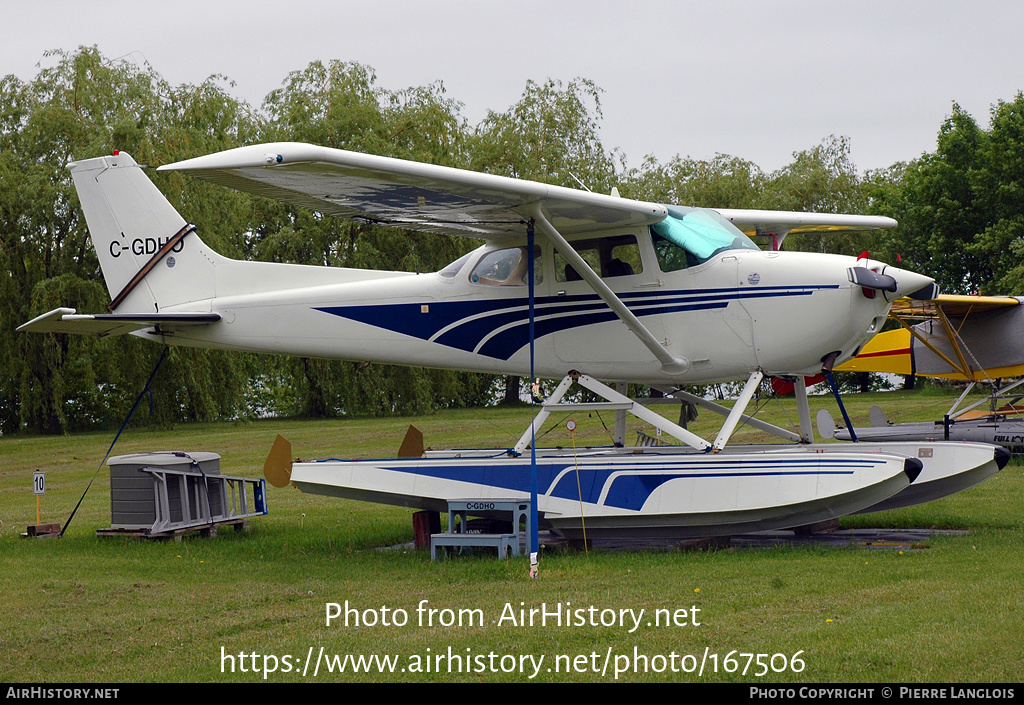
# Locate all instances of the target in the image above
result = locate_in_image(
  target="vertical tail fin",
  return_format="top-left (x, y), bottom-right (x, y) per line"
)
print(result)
top-left (68, 152), bottom-right (219, 312)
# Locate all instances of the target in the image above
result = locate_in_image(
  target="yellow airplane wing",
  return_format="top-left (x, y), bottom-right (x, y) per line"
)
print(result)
top-left (888, 294), bottom-right (1022, 319)
top-left (837, 328), bottom-right (914, 376)
top-left (838, 294), bottom-right (1024, 381)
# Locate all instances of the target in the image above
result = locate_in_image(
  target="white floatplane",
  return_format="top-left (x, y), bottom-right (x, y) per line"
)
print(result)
top-left (18, 143), bottom-right (1007, 541)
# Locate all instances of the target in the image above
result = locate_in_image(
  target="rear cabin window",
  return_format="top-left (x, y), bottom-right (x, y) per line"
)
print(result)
top-left (438, 251), bottom-right (474, 278)
top-left (554, 234), bottom-right (643, 282)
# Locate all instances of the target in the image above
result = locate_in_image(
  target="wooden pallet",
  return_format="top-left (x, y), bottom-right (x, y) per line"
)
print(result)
top-left (96, 517), bottom-right (250, 541)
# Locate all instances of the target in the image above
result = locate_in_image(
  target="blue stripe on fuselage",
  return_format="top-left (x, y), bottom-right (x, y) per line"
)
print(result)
top-left (314, 285), bottom-right (837, 361)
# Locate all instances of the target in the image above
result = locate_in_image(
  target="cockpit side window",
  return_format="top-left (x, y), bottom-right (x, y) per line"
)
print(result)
top-left (650, 208), bottom-right (760, 272)
top-left (651, 232), bottom-right (696, 272)
top-left (469, 247), bottom-right (542, 286)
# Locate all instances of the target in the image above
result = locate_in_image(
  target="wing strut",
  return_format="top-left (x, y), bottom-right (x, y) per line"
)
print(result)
top-left (711, 370), bottom-right (764, 451)
top-left (529, 204), bottom-right (690, 376)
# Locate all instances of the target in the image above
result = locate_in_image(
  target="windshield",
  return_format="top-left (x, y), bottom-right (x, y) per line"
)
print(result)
top-left (650, 207), bottom-right (760, 271)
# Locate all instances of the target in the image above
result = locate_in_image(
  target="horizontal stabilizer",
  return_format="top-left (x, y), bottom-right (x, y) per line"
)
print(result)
top-left (18, 308), bottom-right (220, 337)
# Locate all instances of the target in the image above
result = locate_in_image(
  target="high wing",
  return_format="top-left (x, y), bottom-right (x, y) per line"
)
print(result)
top-left (837, 294), bottom-right (1024, 380)
top-left (158, 142), bottom-right (667, 238)
top-left (159, 143), bottom-right (896, 241)
top-left (18, 308), bottom-right (222, 338)
top-left (716, 208), bottom-right (897, 249)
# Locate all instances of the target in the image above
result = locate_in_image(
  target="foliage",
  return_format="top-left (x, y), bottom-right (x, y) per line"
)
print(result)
top-left (623, 135), bottom-right (873, 255)
top-left (869, 95), bottom-right (1024, 295)
top-left (1, 48), bottom-right (260, 433)
top-left (623, 153), bottom-right (765, 208)
top-left (970, 95), bottom-right (1024, 293)
top-left (470, 78), bottom-right (618, 192)
top-left (762, 136), bottom-right (873, 255)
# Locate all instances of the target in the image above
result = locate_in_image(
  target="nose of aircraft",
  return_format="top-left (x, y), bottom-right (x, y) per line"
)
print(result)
top-left (884, 266), bottom-right (939, 300)
top-left (848, 263), bottom-right (938, 301)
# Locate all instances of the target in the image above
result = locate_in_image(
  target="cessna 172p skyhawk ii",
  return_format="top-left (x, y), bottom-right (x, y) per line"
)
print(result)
top-left (19, 143), bottom-right (1008, 540)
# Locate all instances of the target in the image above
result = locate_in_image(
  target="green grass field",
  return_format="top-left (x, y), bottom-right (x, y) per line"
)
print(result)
top-left (2, 390), bottom-right (1022, 683)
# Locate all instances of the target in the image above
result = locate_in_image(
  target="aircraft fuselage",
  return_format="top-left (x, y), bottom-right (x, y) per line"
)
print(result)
top-left (140, 229), bottom-right (897, 384)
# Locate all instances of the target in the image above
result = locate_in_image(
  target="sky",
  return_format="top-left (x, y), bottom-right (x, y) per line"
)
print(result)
top-left (4, 0), bottom-right (1024, 174)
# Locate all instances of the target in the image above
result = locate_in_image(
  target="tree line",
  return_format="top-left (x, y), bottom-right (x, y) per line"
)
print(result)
top-left (3, 47), bottom-right (1023, 434)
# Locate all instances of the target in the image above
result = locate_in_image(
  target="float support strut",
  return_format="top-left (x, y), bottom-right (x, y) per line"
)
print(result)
top-left (712, 370), bottom-right (763, 451)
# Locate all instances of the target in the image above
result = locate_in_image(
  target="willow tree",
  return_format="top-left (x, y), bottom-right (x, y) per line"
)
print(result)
top-left (622, 136), bottom-right (871, 255)
top-left (470, 78), bottom-right (618, 190)
top-left (622, 153), bottom-right (766, 209)
top-left (4, 47), bottom-right (261, 432)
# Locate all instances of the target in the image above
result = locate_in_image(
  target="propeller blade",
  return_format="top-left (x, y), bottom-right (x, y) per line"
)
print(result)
top-left (847, 266), bottom-right (897, 292)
